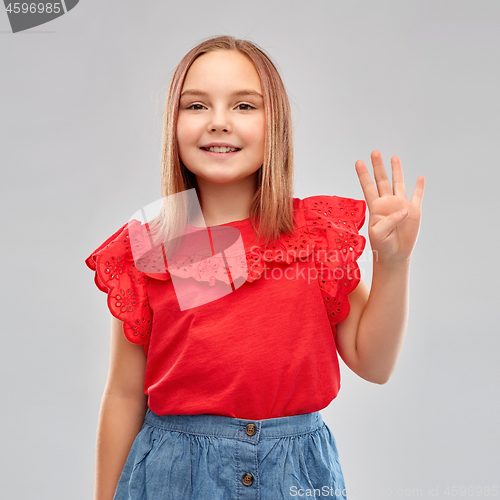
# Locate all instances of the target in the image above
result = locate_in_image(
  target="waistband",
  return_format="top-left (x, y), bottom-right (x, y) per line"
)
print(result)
top-left (144, 408), bottom-right (324, 443)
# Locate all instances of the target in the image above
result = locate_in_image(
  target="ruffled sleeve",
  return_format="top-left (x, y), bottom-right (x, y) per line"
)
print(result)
top-left (301, 195), bottom-right (367, 335)
top-left (85, 220), bottom-right (153, 354)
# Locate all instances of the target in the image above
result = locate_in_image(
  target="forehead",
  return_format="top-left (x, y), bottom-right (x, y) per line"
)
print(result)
top-left (182, 50), bottom-right (262, 94)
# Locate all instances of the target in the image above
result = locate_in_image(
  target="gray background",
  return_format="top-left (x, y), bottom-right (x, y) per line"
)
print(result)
top-left (1, 1), bottom-right (499, 498)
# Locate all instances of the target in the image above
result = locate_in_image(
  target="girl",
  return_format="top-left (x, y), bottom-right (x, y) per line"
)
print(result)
top-left (86, 35), bottom-right (425, 500)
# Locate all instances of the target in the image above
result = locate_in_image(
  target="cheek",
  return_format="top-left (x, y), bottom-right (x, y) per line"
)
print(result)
top-left (240, 117), bottom-right (266, 147)
top-left (176, 118), bottom-right (197, 149)
top-left (176, 128), bottom-right (192, 165)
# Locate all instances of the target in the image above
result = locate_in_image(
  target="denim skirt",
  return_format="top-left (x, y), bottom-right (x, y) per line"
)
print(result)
top-left (113, 407), bottom-right (347, 500)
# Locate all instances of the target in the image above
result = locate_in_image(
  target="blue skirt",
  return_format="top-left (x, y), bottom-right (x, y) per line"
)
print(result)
top-left (113, 407), bottom-right (347, 499)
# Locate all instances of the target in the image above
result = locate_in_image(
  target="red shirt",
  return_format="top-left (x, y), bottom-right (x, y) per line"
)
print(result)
top-left (85, 195), bottom-right (366, 420)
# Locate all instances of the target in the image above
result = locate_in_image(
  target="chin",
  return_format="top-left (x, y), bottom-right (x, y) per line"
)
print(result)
top-left (196, 173), bottom-right (247, 184)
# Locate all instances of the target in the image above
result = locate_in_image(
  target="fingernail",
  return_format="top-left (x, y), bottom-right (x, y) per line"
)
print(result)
top-left (400, 209), bottom-right (408, 217)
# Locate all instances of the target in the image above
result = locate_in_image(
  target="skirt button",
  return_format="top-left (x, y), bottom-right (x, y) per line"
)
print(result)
top-left (241, 473), bottom-right (254, 486)
top-left (245, 423), bottom-right (257, 436)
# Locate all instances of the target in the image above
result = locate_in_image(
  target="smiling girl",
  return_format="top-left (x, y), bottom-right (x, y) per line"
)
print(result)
top-left (86, 35), bottom-right (425, 500)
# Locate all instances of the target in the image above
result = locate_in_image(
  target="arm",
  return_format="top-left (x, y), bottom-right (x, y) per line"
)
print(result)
top-left (335, 262), bottom-right (410, 385)
top-left (335, 151), bottom-right (425, 385)
top-left (94, 316), bottom-right (148, 500)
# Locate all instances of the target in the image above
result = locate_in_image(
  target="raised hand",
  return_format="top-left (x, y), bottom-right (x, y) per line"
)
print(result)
top-left (355, 150), bottom-right (425, 267)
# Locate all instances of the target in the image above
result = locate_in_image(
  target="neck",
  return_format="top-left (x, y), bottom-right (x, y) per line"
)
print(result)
top-left (193, 173), bottom-right (258, 226)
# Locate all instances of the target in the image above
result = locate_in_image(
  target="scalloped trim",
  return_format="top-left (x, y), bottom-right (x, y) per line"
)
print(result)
top-left (119, 198), bottom-right (367, 330)
top-left (85, 221), bottom-right (153, 353)
top-left (302, 195), bottom-right (367, 329)
top-left (86, 195), bottom-right (366, 343)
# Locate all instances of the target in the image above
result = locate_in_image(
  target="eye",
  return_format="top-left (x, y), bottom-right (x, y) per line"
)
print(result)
top-left (236, 103), bottom-right (256, 111)
top-left (186, 103), bottom-right (206, 110)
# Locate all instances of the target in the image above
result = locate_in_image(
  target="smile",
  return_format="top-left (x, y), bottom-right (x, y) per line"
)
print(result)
top-left (200, 147), bottom-right (241, 158)
top-left (201, 146), bottom-right (241, 153)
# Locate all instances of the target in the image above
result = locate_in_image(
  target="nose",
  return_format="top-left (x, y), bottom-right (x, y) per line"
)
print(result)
top-left (207, 106), bottom-right (231, 133)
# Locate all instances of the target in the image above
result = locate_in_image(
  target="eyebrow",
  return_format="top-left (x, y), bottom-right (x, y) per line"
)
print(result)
top-left (180, 89), bottom-right (263, 99)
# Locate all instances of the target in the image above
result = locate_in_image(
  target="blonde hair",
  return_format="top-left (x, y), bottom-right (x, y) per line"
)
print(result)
top-left (150, 35), bottom-right (295, 249)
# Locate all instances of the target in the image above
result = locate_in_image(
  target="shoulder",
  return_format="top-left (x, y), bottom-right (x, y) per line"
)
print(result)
top-left (293, 194), bottom-right (366, 231)
top-left (85, 220), bottom-right (153, 352)
top-left (289, 195), bottom-right (368, 332)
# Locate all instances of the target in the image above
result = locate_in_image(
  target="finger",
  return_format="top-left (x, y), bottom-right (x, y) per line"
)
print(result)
top-left (373, 209), bottom-right (409, 240)
top-left (410, 175), bottom-right (426, 209)
top-left (371, 150), bottom-right (393, 197)
top-left (391, 156), bottom-right (406, 199)
top-left (355, 160), bottom-right (379, 207)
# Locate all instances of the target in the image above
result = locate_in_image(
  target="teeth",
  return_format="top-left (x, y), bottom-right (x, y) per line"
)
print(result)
top-left (207, 146), bottom-right (238, 153)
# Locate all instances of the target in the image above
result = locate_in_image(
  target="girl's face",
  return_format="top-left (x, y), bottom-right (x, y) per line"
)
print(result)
top-left (177, 50), bottom-right (265, 186)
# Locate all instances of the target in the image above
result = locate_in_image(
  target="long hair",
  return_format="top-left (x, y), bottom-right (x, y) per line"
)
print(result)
top-left (149, 35), bottom-right (295, 251)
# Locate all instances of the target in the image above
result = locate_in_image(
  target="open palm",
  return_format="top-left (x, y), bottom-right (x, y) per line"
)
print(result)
top-left (355, 151), bottom-right (425, 266)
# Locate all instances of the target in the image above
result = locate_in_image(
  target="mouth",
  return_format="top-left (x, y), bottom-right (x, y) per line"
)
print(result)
top-left (200, 146), bottom-right (242, 158)
top-left (200, 146), bottom-right (241, 153)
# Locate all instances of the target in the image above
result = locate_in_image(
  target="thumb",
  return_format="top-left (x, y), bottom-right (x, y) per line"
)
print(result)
top-left (374, 209), bottom-right (408, 239)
